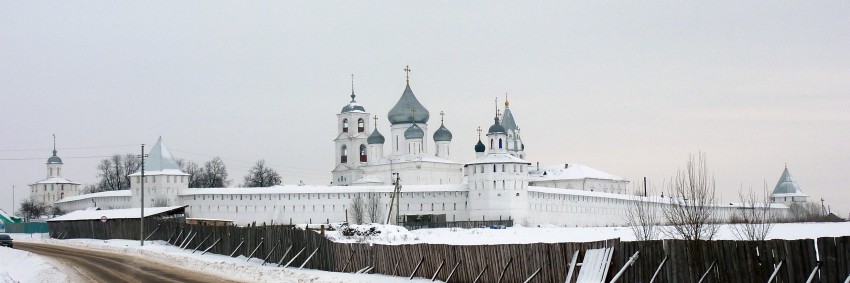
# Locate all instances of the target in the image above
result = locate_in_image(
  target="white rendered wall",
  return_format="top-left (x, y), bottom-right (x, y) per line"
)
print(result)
top-left (130, 174), bottom-right (189, 208)
top-left (466, 162), bottom-right (529, 224)
top-left (360, 161), bottom-right (464, 185)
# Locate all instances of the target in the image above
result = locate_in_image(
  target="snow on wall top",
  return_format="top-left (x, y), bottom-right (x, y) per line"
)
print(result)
top-left (180, 184), bottom-right (467, 196)
top-left (49, 205), bottom-right (186, 222)
top-left (529, 186), bottom-right (788, 209)
top-left (29, 177), bottom-right (81, 185)
top-left (529, 164), bottom-right (626, 182)
top-left (371, 153), bottom-right (462, 166)
top-left (55, 190), bottom-right (131, 204)
top-left (465, 152), bottom-right (530, 165)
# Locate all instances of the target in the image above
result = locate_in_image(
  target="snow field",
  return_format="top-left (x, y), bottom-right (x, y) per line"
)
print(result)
top-left (0, 246), bottom-right (73, 283)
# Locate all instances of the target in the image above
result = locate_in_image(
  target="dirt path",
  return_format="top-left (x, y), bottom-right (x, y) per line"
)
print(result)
top-left (15, 242), bottom-right (242, 283)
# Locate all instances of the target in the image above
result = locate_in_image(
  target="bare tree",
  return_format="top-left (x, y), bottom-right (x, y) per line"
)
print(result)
top-left (729, 184), bottom-right (775, 241)
top-left (201, 157), bottom-right (229, 188)
top-left (243, 160), bottom-right (282, 187)
top-left (348, 193), bottom-right (366, 224)
top-left (92, 154), bottom-right (141, 192)
top-left (661, 154), bottom-right (720, 241)
top-left (18, 199), bottom-right (48, 221)
top-left (177, 159), bottom-right (203, 188)
top-left (625, 186), bottom-right (661, 241)
top-left (366, 192), bottom-right (384, 224)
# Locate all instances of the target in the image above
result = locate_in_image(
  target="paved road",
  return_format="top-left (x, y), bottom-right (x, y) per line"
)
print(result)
top-left (15, 242), bottom-right (239, 283)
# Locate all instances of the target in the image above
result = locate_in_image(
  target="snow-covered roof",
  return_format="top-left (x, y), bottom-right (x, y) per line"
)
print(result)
top-left (370, 153), bottom-right (462, 166)
top-left (129, 137), bottom-right (188, 176)
top-left (48, 205), bottom-right (187, 222)
top-left (529, 164), bottom-right (627, 182)
top-left (29, 177), bottom-right (81, 185)
top-left (0, 208), bottom-right (21, 223)
top-left (180, 184), bottom-right (467, 196)
top-left (55, 190), bottom-right (131, 204)
top-left (352, 176), bottom-right (383, 184)
top-left (771, 167), bottom-right (807, 197)
top-left (465, 152), bottom-right (530, 165)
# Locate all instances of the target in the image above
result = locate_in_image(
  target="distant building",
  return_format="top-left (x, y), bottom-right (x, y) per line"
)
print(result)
top-left (29, 138), bottom-right (81, 206)
top-left (55, 67), bottom-right (792, 227)
top-left (770, 165), bottom-right (809, 205)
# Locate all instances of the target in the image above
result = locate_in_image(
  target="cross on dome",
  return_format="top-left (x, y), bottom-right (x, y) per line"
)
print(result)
top-left (404, 65), bottom-right (411, 84)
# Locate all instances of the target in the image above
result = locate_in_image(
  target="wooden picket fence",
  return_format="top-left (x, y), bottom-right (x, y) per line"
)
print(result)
top-left (47, 219), bottom-right (850, 282)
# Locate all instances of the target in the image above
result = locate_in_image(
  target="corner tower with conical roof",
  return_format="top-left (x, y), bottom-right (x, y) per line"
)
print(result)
top-left (332, 75), bottom-right (372, 186)
top-left (129, 137), bottom-right (189, 208)
top-left (387, 66), bottom-right (430, 156)
top-left (770, 165), bottom-right (809, 206)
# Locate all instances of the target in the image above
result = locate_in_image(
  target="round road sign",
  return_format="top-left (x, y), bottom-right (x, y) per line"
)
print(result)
top-left (100, 216), bottom-right (107, 223)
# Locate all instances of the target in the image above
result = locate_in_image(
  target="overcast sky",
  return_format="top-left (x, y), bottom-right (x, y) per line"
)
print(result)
top-left (1, 2), bottom-right (848, 217)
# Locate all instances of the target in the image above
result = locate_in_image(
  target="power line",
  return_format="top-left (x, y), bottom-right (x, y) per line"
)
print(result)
top-left (0, 155), bottom-right (114, 161)
top-left (0, 144), bottom-right (137, 152)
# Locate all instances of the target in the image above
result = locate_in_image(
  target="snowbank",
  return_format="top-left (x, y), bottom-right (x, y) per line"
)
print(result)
top-left (0, 246), bottom-right (73, 283)
top-left (322, 223), bottom-right (419, 244)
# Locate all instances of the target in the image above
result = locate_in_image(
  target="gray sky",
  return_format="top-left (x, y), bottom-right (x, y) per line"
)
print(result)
top-left (1, 2), bottom-right (848, 216)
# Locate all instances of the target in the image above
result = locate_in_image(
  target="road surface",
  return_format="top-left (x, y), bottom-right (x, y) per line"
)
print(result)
top-left (15, 242), bottom-right (241, 283)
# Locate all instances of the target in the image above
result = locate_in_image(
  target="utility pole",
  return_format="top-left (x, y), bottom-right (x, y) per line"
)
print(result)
top-left (643, 177), bottom-right (647, 196)
top-left (385, 173), bottom-right (402, 225)
top-left (11, 185), bottom-right (15, 216)
top-left (821, 198), bottom-right (826, 216)
top-left (138, 144), bottom-right (148, 246)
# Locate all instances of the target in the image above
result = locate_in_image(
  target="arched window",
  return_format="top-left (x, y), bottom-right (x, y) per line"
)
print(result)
top-left (490, 139), bottom-right (494, 149)
top-left (359, 144), bottom-right (367, 162)
top-left (340, 145), bottom-right (348, 163)
top-left (499, 138), bottom-right (503, 149)
top-left (357, 118), bottom-right (365, 132)
top-left (342, 119), bottom-right (349, 133)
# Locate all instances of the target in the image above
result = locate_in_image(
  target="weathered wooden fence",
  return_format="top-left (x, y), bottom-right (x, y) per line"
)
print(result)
top-left (47, 219), bottom-right (850, 282)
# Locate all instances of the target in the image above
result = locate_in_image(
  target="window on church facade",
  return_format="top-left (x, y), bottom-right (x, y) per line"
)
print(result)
top-left (357, 118), bottom-right (365, 132)
top-left (340, 145), bottom-right (348, 163)
top-left (499, 138), bottom-right (503, 148)
top-left (359, 145), bottom-right (367, 162)
top-left (342, 119), bottom-right (349, 133)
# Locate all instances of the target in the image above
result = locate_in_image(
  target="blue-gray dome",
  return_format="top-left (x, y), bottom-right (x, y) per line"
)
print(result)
top-left (488, 116), bottom-right (506, 134)
top-left (475, 140), bottom-right (486, 152)
top-left (433, 123), bottom-right (452, 142)
top-left (341, 91), bottom-right (365, 113)
top-left (388, 84), bottom-right (429, 125)
top-left (47, 150), bottom-right (62, 164)
top-left (367, 129), bottom-right (385, 144)
top-left (404, 124), bottom-right (425, 139)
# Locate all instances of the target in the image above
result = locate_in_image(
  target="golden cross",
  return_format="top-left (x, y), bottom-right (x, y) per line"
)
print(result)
top-left (373, 116), bottom-right (378, 128)
top-left (404, 65), bottom-right (411, 83)
top-left (476, 126), bottom-right (482, 138)
top-left (439, 111), bottom-right (445, 122)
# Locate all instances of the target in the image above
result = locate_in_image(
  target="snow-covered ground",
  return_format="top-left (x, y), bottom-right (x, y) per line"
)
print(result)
top-left (0, 245), bottom-right (74, 283)
top-left (326, 222), bottom-right (850, 245)
top-left (3, 234), bottom-right (435, 283)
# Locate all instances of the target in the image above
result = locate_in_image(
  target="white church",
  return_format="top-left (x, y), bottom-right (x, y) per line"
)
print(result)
top-left (49, 68), bottom-right (801, 227)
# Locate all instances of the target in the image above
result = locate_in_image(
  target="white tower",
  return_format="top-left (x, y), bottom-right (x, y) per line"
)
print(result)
top-left (465, 113), bottom-right (530, 225)
top-left (433, 111), bottom-right (453, 159)
top-left (129, 137), bottom-right (189, 208)
top-left (29, 135), bottom-right (82, 206)
top-left (770, 164), bottom-right (809, 206)
top-left (387, 66), bottom-right (430, 156)
top-left (405, 122), bottom-right (425, 155)
top-left (332, 76), bottom-right (371, 186)
top-left (501, 98), bottom-right (526, 159)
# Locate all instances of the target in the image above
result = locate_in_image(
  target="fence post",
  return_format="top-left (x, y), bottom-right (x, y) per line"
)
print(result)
top-left (192, 234), bottom-right (212, 253)
top-left (284, 247), bottom-right (306, 268)
top-left (261, 241), bottom-right (280, 266)
top-left (523, 268), bottom-right (541, 283)
top-left (246, 238), bottom-right (264, 262)
top-left (298, 247), bottom-right (320, 269)
top-left (230, 238), bottom-right (245, 257)
top-left (144, 224), bottom-right (161, 242)
top-left (430, 260), bottom-right (445, 281)
top-left (276, 245), bottom-right (294, 267)
top-left (409, 257), bottom-right (425, 280)
top-left (181, 231), bottom-right (197, 250)
top-left (202, 238), bottom-right (221, 255)
top-left (445, 260), bottom-right (462, 282)
top-left (472, 265), bottom-right (488, 283)
top-left (497, 258), bottom-right (512, 283)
